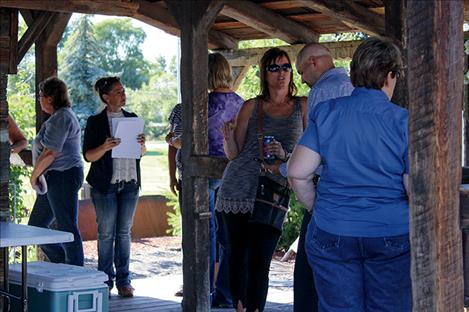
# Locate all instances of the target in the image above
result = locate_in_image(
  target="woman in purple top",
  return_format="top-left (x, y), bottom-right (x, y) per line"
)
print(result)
top-left (207, 52), bottom-right (244, 308)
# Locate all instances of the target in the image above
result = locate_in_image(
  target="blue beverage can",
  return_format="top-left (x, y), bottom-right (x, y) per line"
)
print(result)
top-left (263, 135), bottom-right (275, 160)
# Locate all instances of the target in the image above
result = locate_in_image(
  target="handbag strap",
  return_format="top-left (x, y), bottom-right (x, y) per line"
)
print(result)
top-left (256, 97), bottom-right (265, 162)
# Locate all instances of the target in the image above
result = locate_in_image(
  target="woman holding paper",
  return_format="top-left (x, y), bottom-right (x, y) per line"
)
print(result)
top-left (83, 76), bottom-right (145, 298)
top-left (28, 77), bottom-right (84, 266)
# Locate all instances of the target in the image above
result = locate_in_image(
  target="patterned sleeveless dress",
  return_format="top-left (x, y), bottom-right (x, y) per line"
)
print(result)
top-left (216, 97), bottom-right (303, 214)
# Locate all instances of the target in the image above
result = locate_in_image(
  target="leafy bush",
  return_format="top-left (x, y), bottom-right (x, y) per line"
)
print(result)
top-left (278, 192), bottom-right (304, 251)
top-left (9, 166), bottom-right (32, 222)
top-left (164, 191), bottom-right (181, 236)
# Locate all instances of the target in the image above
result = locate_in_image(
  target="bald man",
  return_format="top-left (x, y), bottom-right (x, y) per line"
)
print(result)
top-left (292, 43), bottom-right (354, 312)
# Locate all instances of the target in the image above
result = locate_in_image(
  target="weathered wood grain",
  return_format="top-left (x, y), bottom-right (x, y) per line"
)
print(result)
top-left (0, 8), bottom-right (17, 74)
top-left (0, 49), bottom-right (10, 312)
top-left (165, 1), bottom-right (226, 311)
top-left (407, 0), bottom-right (464, 310)
top-left (17, 11), bottom-right (54, 65)
top-left (222, 0), bottom-right (319, 44)
top-left (298, 0), bottom-right (385, 36)
top-left (34, 12), bottom-right (70, 132)
top-left (220, 40), bottom-right (361, 68)
top-left (385, 0), bottom-right (408, 108)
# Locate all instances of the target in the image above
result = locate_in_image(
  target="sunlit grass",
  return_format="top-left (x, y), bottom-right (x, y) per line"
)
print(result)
top-left (15, 140), bottom-right (171, 221)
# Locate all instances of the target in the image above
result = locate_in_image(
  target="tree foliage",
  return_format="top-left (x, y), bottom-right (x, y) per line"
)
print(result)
top-left (60, 15), bottom-right (106, 128)
top-left (126, 55), bottom-right (178, 139)
top-left (94, 18), bottom-right (150, 90)
top-left (7, 64), bottom-right (35, 222)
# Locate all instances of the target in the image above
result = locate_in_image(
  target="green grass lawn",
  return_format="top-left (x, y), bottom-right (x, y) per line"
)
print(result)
top-left (82, 140), bottom-right (171, 196)
top-left (9, 141), bottom-right (173, 263)
top-left (14, 141), bottom-right (171, 221)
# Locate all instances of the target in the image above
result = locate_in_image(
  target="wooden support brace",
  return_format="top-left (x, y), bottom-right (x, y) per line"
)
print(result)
top-left (232, 65), bottom-right (250, 91)
top-left (17, 11), bottom-right (55, 65)
top-left (186, 156), bottom-right (228, 179)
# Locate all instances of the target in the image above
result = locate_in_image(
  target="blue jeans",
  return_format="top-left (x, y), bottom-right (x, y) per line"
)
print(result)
top-left (28, 167), bottom-right (84, 266)
top-left (91, 181), bottom-right (139, 288)
top-left (209, 179), bottom-right (221, 298)
top-left (294, 210), bottom-right (318, 312)
top-left (306, 219), bottom-right (411, 312)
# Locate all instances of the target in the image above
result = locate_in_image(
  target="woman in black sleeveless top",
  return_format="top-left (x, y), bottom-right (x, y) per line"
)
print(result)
top-left (216, 48), bottom-right (307, 312)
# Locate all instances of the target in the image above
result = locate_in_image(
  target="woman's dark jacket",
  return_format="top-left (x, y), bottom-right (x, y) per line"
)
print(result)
top-left (83, 108), bottom-right (141, 194)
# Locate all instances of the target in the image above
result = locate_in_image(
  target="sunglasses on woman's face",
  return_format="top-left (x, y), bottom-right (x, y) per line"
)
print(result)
top-left (266, 63), bottom-right (292, 73)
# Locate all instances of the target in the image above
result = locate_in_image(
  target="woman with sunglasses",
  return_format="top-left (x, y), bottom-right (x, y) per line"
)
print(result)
top-left (216, 48), bottom-right (307, 312)
top-left (83, 76), bottom-right (146, 298)
top-left (28, 77), bottom-right (84, 266)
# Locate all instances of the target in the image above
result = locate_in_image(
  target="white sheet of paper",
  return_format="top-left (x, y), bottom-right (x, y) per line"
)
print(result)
top-left (9, 153), bottom-right (25, 166)
top-left (111, 117), bottom-right (144, 159)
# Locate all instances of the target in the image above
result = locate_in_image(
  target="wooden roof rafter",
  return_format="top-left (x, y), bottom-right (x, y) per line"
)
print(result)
top-left (222, 0), bottom-right (319, 43)
top-left (297, 0), bottom-right (385, 36)
top-left (0, 0), bottom-right (238, 49)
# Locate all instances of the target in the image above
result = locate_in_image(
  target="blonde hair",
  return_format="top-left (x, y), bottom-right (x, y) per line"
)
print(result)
top-left (208, 53), bottom-right (232, 90)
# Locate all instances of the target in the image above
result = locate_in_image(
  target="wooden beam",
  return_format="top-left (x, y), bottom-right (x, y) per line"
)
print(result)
top-left (0, 60), bottom-right (9, 312)
top-left (222, 0), bottom-right (319, 44)
top-left (0, 0), bottom-right (138, 16)
top-left (138, 0), bottom-right (238, 49)
top-left (35, 12), bottom-right (70, 132)
top-left (0, 8), bottom-right (18, 73)
top-left (187, 156), bottom-right (228, 179)
top-left (465, 0), bottom-right (469, 21)
top-left (298, 0), bottom-right (385, 36)
top-left (17, 11), bottom-right (55, 65)
top-left (207, 29), bottom-right (238, 50)
top-left (165, 1), bottom-right (226, 310)
top-left (2, 0), bottom-right (237, 49)
top-left (232, 65), bottom-right (250, 91)
top-left (220, 40), bottom-right (361, 67)
top-left (407, 0), bottom-right (464, 310)
top-left (385, 0), bottom-right (408, 108)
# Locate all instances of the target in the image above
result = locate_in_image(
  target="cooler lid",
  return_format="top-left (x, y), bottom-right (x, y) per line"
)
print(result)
top-left (9, 262), bottom-right (108, 292)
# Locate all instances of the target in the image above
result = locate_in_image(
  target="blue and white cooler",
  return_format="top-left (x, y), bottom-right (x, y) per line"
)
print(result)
top-left (8, 261), bottom-right (109, 312)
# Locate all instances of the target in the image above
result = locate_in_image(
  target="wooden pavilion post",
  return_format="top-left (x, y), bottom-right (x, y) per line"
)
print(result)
top-left (29, 12), bottom-right (70, 132)
top-left (165, 1), bottom-right (227, 311)
top-left (385, 0), bottom-right (408, 108)
top-left (0, 7), bottom-right (18, 310)
top-left (407, 1), bottom-right (464, 310)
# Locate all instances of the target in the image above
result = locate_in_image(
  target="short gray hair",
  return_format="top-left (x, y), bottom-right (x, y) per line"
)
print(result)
top-left (350, 37), bottom-right (402, 89)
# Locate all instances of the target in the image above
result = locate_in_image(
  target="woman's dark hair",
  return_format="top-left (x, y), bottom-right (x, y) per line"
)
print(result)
top-left (94, 76), bottom-right (121, 104)
top-left (350, 37), bottom-right (403, 89)
top-left (39, 77), bottom-right (71, 110)
top-left (259, 47), bottom-right (297, 100)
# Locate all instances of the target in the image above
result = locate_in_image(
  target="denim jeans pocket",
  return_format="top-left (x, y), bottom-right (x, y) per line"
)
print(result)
top-left (312, 225), bottom-right (340, 250)
top-left (383, 234), bottom-right (410, 251)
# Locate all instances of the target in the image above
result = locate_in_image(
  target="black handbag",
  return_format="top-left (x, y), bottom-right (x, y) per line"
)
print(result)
top-left (250, 99), bottom-right (290, 231)
top-left (251, 175), bottom-right (290, 231)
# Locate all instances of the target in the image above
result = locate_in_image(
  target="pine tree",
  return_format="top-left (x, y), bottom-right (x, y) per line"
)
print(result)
top-left (60, 15), bottom-right (106, 128)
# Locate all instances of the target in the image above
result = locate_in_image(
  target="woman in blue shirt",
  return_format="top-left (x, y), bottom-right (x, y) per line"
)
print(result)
top-left (28, 77), bottom-right (84, 266)
top-left (288, 37), bottom-right (410, 312)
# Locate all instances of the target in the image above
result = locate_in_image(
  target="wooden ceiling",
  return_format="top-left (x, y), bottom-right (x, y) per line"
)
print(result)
top-left (0, 0), bottom-right (468, 50)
